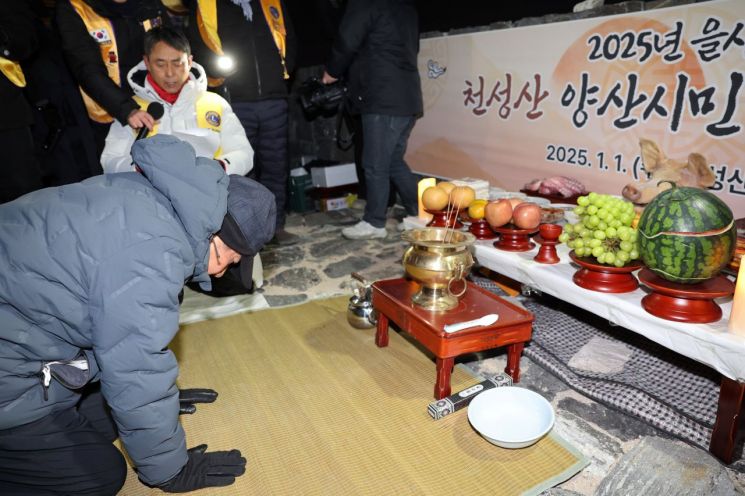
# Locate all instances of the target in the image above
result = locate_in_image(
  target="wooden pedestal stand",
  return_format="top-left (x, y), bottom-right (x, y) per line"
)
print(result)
top-left (425, 208), bottom-right (463, 229)
top-left (534, 224), bottom-right (562, 264)
top-left (491, 225), bottom-right (538, 252)
top-left (469, 218), bottom-right (497, 239)
top-left (569, 251), bottom-right (643, 293)
top-left (638, 268), bottom-right (735, 323)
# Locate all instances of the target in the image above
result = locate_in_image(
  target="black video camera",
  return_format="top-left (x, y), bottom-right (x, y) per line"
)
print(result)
top-left (298, 77), bottom-right (347, 116)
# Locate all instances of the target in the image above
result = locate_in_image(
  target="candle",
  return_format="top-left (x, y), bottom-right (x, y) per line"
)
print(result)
top-left (729, 262), bottom-right (745, 335)
top-left (418, 177), bottom-right (437, 221)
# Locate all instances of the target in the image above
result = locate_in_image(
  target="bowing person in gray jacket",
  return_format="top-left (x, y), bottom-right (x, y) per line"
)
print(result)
top-left (0, 135), bottom-right (275, 494)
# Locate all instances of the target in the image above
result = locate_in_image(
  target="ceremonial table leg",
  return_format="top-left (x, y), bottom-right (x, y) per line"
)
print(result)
top-left (375, 313), bottom-right (390, 348)
top-left (435, 357), bottom-right (455, 399)
top-left (709, 377), bottom-right (745, 464)
top-left (505, 342), bottom-right (525, 383)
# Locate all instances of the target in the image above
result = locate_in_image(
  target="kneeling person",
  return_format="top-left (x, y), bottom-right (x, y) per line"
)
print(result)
top-left (0, 136), bottom-right (274, 494)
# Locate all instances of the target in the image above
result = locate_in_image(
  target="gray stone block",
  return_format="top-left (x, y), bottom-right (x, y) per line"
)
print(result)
top-left (541, 488), bottom-right (584, 496)
top-left (420, 31), bottom-right (445, 39)
top-left (598, 1), bottom-right (646, 14)
top-left (596, 437), bottom-right (737, 496)
top-left (647, 0), bottom-right (697, 9)
top-left (448, 26), bottom-right (492, 35)
top-left (488, 21), bottom-right (512, 31)
top-left (514, 16), bottom-right (546, 27)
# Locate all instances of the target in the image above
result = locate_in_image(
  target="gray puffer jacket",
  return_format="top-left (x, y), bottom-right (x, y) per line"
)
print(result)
top-left (0, 135), bottom-right (228, 486)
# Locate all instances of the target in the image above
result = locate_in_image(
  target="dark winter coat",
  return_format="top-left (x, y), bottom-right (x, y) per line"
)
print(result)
top-left (326, 0), bottom-right (422, 116)
top-left (185, 0), bottom-right (297, 103)
top-left (0, 0), bottom-right (38, 130)
top-left (0, 135), bottom-right (228, 486)
top-left (54, 0), bottom-right (166, 124)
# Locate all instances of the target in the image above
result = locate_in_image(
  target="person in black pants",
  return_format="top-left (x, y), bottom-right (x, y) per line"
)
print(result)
top-left (186, 0), bottom-right (299, 245)
top-left (322, 0), bottom-right (423, 240)
top-left (0, 386), bottom-right (126, 495)
top-left (0, 0), bottom-right (44, 203)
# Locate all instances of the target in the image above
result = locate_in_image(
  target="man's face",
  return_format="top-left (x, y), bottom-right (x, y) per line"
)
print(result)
top-left (144, 41), bottom-right (192, 94)
top-left (207, 236), bottom-right (242, 277)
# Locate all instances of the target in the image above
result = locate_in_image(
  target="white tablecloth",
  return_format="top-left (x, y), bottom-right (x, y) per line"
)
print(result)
top-left (402, 216), bottom-right (745, 381)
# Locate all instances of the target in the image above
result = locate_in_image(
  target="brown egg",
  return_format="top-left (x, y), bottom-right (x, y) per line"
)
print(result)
top-left (422, 186), bottom-right (448, 211)
top-left (448, 186), bottom-right (475, 209)
top-left (484, 199), bottom-right (513, 228)
top-left (437, 181), bottom-right (456, 194)
top-left (512, 202), bottom-right (542, 230)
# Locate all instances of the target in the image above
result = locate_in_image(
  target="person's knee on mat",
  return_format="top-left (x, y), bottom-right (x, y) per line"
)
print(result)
top-left (0, 443), bottom-right (126, 496)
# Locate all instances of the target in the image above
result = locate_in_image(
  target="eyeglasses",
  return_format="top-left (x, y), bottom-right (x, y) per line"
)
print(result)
top-left (210, 236), bottom-right (241, 266)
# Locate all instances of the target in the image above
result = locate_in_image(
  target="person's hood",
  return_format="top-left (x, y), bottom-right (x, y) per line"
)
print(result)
top-left (128, 60), bottom-right (208, 106)
top-left (131, 134), bottom-right (228, 289)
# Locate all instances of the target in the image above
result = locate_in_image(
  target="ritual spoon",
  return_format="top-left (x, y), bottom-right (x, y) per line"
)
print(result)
top-left (444, 313), bottom-right (499, 333)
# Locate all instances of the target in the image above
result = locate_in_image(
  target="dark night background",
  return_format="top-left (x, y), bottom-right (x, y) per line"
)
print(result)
top-left (284, 0), bottom-right (651, 67)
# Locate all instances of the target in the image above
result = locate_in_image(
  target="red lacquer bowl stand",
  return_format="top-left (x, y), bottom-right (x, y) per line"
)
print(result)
top-left (638, 268), bottom-right (735, 323)
top-left (491, 224), bottom-right (539, 251)
top-left (569, 251), bottom-right (643, 293)
top-left (425, 208), bottom-right (463, 229)
top-left (534, 224), bottom-right (562, 264)
top-left (469, 218), bottom-right (497, 239)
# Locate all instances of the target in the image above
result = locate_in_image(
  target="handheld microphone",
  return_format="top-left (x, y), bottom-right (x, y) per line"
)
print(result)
top-left (135, 102), bottom-right (164, 141)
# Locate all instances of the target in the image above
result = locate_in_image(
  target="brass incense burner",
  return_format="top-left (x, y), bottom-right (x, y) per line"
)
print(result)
top-left (402, 228), bottom-right (475, 311)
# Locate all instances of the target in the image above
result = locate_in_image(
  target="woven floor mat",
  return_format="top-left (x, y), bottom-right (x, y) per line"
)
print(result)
top-left (119, 297), bottom-right (587, 495)
top-left (470, 274), bottom-right (724, 452)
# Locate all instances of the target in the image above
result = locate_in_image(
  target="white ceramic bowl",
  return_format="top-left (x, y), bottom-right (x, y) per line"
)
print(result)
top-left (489, 191), bottom-right (527, 201)
top-left (467, 387), bottom-right (555, 449)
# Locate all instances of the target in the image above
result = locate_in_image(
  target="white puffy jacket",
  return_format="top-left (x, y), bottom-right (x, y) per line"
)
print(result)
top-left (101, 61), bottom-right (253, 176)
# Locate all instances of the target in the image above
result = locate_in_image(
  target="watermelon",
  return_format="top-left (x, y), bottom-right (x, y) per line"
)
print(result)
top-left (637, 184), bottom-right (735, 284)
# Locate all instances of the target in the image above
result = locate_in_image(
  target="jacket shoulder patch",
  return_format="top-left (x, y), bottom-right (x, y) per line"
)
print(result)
top-left (205, 110), bottom-right (221, 128)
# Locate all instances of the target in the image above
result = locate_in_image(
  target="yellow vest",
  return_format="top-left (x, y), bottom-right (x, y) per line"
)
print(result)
top-left (196, 0), bottom-right (289, 88)
top-left (69, 0), bottom-right (160, 123)
top-left (132, 92), bottom-right (224, 157)
top-left (0, 58), bottom-right (26, 87)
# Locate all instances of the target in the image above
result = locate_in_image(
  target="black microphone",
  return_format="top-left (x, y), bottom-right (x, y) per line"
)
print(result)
top-left (135, 102), bottom-right (164, 141)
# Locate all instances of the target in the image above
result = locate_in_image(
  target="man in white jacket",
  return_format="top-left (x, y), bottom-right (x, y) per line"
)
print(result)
top-left (101, 26), bottom-right (253, 177)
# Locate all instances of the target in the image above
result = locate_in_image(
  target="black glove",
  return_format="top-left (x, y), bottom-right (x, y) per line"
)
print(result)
top-left (159, 444), bottom-right (246, 493)
top-left (178, 388), bottom-right (218, 415)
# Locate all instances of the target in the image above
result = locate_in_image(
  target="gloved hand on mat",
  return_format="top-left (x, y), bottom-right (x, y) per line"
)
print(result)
top-left (178, 388), bottom-right (218, 415)
top-left (159, 444), bottom-right (246, 492)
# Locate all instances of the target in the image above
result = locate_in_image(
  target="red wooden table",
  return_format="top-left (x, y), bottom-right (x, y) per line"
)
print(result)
top-left (371, 278), bottom-right (534, 399)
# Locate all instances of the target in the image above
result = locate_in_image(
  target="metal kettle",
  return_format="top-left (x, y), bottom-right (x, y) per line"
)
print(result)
top-left (347, 272), bottom-right (378, 329)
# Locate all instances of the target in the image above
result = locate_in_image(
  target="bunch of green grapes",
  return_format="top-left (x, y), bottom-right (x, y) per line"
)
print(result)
top-left (558, 192), bottom-right (640, 267)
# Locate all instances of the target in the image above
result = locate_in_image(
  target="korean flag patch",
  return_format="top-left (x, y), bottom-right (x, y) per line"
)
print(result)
top-left (90, 28), bottom-right (111, 43)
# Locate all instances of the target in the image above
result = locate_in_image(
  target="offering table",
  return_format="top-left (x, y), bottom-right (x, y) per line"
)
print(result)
top-left (471, 239), bottom-right (744, 464)
top-left (371, 278), bottom-right (533, 400)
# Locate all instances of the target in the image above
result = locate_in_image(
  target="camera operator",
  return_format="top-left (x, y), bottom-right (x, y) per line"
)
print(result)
top-left (322, 0), bottom-right (422, 240)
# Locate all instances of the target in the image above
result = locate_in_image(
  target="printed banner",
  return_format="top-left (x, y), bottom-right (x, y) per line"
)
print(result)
top-left (409, 0), bottom-right (745, 217)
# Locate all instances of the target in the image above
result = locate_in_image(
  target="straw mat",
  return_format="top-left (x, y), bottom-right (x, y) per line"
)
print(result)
top-left (119, 297), bottom-right (587, 495)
